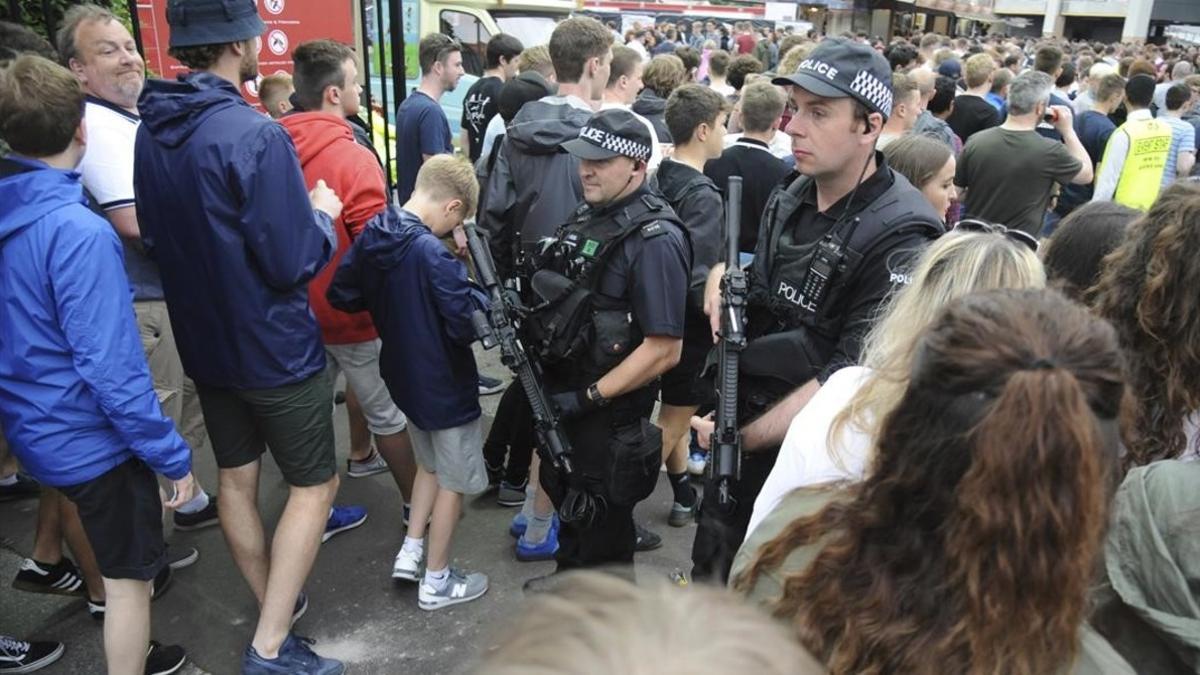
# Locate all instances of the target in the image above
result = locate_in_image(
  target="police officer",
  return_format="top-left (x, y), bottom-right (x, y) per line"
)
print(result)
top-left (527, 108), bottom-right (691, 572)
top-left (692, 38), bottom-right (945, 582)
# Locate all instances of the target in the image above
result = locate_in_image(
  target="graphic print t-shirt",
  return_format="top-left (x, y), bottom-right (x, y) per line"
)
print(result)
top-left (461, 76), bottom-right (503, 162)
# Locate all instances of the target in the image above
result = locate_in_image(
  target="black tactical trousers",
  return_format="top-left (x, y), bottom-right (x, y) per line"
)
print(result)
top-left (690, 445), bottom-right (780, 584)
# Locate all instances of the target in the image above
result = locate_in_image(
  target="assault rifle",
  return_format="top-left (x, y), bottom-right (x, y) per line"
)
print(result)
top-left (464, 221), bottom-right (576, 479)
top-left (710, 177), bottom-right (747, 508)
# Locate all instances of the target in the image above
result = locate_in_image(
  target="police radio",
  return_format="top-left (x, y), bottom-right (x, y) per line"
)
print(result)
top-left (798, 231), bottom-right (846, 314)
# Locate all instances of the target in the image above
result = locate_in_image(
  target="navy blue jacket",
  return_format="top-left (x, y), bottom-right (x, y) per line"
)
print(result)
top-left (0, 158), bottom-right (191, 486)
top-left (328, 208), bottom-right (486, 430)
top-left (134, 72), bottom-right (335, 389)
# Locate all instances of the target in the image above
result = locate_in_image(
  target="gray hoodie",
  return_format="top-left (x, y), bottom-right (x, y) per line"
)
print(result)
top-left (479, 95), bottom-right (592, 278)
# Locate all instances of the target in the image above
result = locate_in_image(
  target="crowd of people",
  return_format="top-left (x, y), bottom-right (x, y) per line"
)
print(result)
top-left (3, 0), bottom-right (1200, 673)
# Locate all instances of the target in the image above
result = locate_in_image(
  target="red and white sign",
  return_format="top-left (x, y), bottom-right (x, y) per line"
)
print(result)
top-left (136, 0), bottom-right (354, 106)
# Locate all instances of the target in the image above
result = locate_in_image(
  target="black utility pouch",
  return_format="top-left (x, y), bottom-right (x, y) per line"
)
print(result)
top-left (605, 418), bottom-right (663, 507)
top-left (589, 309), bottom-right (635, 372)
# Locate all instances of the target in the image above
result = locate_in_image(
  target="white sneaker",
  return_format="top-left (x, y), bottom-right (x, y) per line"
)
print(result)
top-left (687, 451), bottom-right (708, 476)
top-left (418, 568), bottom-right (489, 610)
top-left (392, 546), bottom-right (422, 582)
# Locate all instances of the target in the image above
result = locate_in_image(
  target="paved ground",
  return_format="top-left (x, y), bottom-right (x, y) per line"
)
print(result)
top-left (0, 346), bottom-right (699, 674)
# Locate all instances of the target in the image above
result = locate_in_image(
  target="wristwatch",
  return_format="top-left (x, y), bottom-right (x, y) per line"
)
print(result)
top-left (586, 382), bottom-right (610, 407)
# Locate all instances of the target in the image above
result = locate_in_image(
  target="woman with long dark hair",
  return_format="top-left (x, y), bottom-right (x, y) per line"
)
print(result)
top-left (1092, 180), bottom-right (1200, 466)
top-left (732, 289), bottom-right (1133, 674)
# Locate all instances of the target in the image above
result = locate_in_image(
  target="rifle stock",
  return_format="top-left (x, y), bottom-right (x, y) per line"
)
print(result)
top-left (464, 221), bottom-right (575, 477)
top-left (711, 178), bottom-right (747, 508)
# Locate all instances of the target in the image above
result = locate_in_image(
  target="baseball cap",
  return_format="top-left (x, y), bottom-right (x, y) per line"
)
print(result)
top-left (772, 37), bottom-right (894, 120)
top-left (166, 0), bottom-right (266, 49)
top-left (937, 58), bottom-right (963, 80)
top-left (562, 109), bottom-right (653, 162)
top-left (497, 71), bottom-right (557, 124)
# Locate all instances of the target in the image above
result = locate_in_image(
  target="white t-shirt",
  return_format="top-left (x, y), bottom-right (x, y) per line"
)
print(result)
top-left (78, 98), bottom-right (138, 211)
top-left (745, 366), bottom-right (874, 541)
top-left (724, 130), bottom-right (791, 160)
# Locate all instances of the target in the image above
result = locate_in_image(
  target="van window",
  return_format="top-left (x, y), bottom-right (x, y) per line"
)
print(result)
top-left (440, 10), bottom-right (490, 76)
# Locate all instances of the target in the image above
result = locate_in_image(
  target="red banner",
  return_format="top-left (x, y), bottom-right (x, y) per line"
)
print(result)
top-left (137, 0), bottom-right (355, 105)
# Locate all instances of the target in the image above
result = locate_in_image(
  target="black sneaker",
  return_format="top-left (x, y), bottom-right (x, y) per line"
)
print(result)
top-left (172, 496), bottom-right (219, 531)
top-left (635, 523), bottom-right (662, 552)
top-left (0, 636), bottom-right (64, 673)
top-left (0, 474), bottom-right (39, 502)
top-left (144, 641), bottom-right (186, 675)
top-left (11, 558), bottom-right (84, 597)
top-left (89, 566), bottom-right (173, 621)
top-left (167, 546), bottom-right (199, 571)
top-left (477, 375), bottom-right (505, 396)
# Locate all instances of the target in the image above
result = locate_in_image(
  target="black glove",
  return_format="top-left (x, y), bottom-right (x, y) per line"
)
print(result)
top-left (550, 389), bottom-right (593, 420)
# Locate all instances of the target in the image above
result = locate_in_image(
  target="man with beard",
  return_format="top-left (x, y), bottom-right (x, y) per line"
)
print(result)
top-left (133, 1), bottom-right (350, 673)
top-left (59, 4), bottom-right (220, 542)
top-left (396, 33), bottom-right (465, 204)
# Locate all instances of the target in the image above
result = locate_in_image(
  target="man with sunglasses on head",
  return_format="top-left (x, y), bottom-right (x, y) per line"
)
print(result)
top-left (690, 38), bottom-right (944, 584)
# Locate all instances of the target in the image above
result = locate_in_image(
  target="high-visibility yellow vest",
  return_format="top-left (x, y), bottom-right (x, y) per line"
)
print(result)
top-left (1101, 117), bottom-right (1173, 211)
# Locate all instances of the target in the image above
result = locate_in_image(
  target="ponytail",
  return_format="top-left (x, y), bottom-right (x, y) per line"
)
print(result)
top-left (944, 365), bottom-right (1108, 674)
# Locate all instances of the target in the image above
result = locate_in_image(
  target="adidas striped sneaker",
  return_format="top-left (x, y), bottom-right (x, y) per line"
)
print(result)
top-left (11, 558), bottom-right (84, 597)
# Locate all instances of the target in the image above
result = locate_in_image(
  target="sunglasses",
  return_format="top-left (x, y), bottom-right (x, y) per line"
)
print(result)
top-left (953, 218), bottom-right (1039, 253)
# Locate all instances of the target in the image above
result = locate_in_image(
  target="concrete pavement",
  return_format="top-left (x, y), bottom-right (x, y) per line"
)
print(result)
top-left (0, 345), bottom-right (700, 674)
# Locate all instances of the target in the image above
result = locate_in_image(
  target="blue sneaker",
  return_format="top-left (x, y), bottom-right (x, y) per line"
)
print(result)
top-left (509, 511), bottom-right (527, 538)
top-left (515, 516), bottom-right (559, 562)
top-left (242, 633), bottom-right (344, 675)
top-left (321, 505), bottom-right (367, 543)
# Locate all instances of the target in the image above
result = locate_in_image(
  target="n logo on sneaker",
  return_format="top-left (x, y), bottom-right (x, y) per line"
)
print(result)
top-left (450, 583), bottom-right (466, 599)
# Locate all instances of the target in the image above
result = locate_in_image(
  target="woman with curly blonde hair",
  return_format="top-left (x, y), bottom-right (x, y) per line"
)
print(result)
top-left (746, 228), bottom-right (1044, 538)
top-left (733, 289), bottom-right (1133, 674)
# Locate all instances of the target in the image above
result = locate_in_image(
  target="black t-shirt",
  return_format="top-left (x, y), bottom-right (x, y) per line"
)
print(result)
top-left (591, 191), bottom-right (691, 339)
top-left (947, 94), bottom-right (1000, 144)
top-left (461, 76), bottom-right (503, 162)
top-left (704, 139), bottom-right (792, 253)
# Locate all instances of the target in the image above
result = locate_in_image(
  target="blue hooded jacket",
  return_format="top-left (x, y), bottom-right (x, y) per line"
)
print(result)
top-left (328, 208), bottom-right (486, 431)
top-left (0, 157), bottom-right (191, 486)
top-left (133, 72), bottom-right (335, 389)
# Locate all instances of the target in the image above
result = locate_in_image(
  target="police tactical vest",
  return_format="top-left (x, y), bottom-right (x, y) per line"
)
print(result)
top-left (751, 169), bottom-right (943, 347)
top-left (528, 191), bottom-right (685, 387)
top-left (1102, 117), bottom-right (1173, 211)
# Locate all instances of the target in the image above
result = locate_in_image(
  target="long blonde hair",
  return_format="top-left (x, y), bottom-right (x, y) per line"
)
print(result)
top-left (826, 231), bottom-right (1045, 470)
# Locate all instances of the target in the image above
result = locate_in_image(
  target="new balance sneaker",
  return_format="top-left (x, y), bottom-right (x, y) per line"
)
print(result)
top-left (418, 569), bottom-right (488, 610)
top-left (687, 451), bottom-right (708, 476)
top-left (392, 546), bottom-right (422, 582)
top-left (496, 480), bottom-right (526, 507)
top-left (668, 487), bottom-right (699, 528)
top-left (635, 523), bottom-right (662, 552)
top-left (11, 558), bottom-right (83, 597)
top-left (167, 546), bottom-right (199, 571)
top-left (0, 636), bottom-right (63, 673)
top-left (477, 375), bottom-right (505, 396)
top-left (321, 505), bottom-right (368, 543)
top-left (172, 497), bottom-right (219, 531)
top-left (515, 518), bottom-right (559, 562)
top-left (242, 634), bottom-right (344, 675)
top-left (291, 592), bottom-right (309, 628)
top-left (0, 473), bottom-right (39, 502)
top-left (144, 641), bottom-right (186, 675)
top-left (346, 448), bottom-right (389, 478)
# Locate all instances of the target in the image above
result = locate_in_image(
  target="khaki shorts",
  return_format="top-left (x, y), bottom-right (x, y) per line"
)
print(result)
top-left (135, 300), bottom-right (207, 452)
top-left (410, 417), bottom-right (487, 495)
top-left (325, 340), bottom-right (408, 436)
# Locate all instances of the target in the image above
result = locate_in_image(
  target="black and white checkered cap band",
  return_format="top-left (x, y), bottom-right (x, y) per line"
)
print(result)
top-left (849, 70), bottom-right (893, 118)
top-left (578, 125), bottom-right (652, 161)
